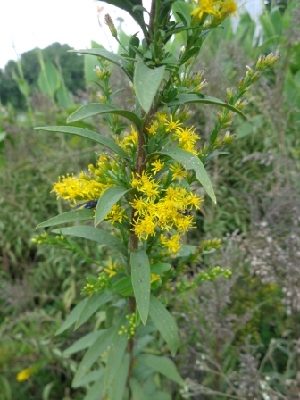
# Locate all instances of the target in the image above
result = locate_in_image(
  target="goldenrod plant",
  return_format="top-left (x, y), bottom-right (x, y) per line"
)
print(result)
top-left (34, 0), bottom-right (278, 398)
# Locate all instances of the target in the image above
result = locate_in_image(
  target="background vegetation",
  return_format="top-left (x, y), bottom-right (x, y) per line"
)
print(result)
top-left (1, 1), bottom-right (300, 399)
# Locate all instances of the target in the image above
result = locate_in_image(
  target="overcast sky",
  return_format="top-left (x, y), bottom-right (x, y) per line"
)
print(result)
top-left (0, 0), bottom-right (262, 69)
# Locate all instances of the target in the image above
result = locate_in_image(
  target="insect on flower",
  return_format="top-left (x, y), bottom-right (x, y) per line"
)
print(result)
top-left (72, 200), bottom-right (98, 211)
top-left (178, 209), bottom-right (192, 216)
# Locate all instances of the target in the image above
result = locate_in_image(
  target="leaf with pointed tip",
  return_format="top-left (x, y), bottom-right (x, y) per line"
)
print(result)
top-left (72, 328), bottom-right (113, 387)
top-left (70, 47), bottom-right (132, 78)
top-left (95, 186), bottom-right (129, 227)
top-left (103, 331), bottom-right (128, 393)
top-left (67, 104), bottom-right (142, 129)
top-left (137, 354), bottom-right (184, 385)
top-left (52, 226), bottom-right (127, 254)
top-left (64, 330), bottom-right (105, 355)
top-left (75, 291), bottom-right (112, 329)
top-left (157, 147), bottom-right (216, 204)
top-left (35, 126), bottom-right (128, 159)
top-left (130, 250), bottom-right (151, 325)
top-left (37, 210), bottom-right (94, 229)
top-left (149, 295), bottom-right (180, 356)
top-left (55, 298), bottom-right (88, 336)
top-left (168, 93), bottom-right (246, 119)
top-left (134, 61), bottom-right (165, 113)
top-left (130, 378), bottom-right (147, 400)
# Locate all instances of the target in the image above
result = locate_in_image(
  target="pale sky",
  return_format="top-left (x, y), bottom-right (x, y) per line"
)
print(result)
top-left (0, 0), bottom-right (262, 69)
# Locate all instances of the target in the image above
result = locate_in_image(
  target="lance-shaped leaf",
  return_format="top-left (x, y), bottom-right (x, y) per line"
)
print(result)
top-left (35, 126), bottom-right (128, 159)
top-left (64, 330), bottom-right (105, 355)
top-left (55, 298), bottom-right (88, 335)
top-left (134, 61), bottom-right (165, 113)
top-left (137, 354), bottom-right (184, 385)
top-left (168, 93), bottom-right (246, 119)
top-left (70, 47), bottom-right (132, 78)
top-left (130, 250), bottom-right (151, 325)
top-left (37, 210), bottom-right (94, 229)
top-left (130, 378), bottom-right (147, 400)
top-left (72, 328), bottom-right (114, 387)
top-left (157, 147), bottom-right (216, 204)
top-left (52, 226), bottom-right (127, 254)
top-left (95, 186), bottom-right (130, 227)
top-left (109, 354), bottom-right (130, 400)
top-left (103, 331), bottom-right (128, 394)
top-left (149, 295), bottom-right (180, 356)
top-left (67, 103), bottom-right (142, 129)
top-left (75, 291), bottom-right (112, 329)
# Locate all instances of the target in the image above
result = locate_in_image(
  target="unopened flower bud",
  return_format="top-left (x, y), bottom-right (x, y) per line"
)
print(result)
top-left (104, 14), bottom-right (118, 39)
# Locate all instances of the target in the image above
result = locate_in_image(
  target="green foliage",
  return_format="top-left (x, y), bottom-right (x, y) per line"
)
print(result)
top-left (33, 0), bottom-right (279, 398)
top-left (0, 43), bottom-right (84, 109)
top-left (1, 1), bottom-right (300, 399)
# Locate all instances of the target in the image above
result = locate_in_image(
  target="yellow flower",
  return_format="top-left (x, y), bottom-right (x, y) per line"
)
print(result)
top-left (191, 0), bottom-right (237, 21)
top-left (16, 368), bottom-right (34, 381)
top-left (191, 0), bottom-right (220, 20)
top-left (151, 159), bottom-right (165, 174)
top-left (130, 172), bottom-right (160, 199)
top-left (105, 204), bottom-right (126, 224)
top-left (170, 163), bottom-right (187, 181)
top-left (164, 115), bottom-right (182, 132)
top-left (103, 260), bottom-right (117, 277)
top-left (151, 273), bottom-right (161, 283)
top-left (161, 234), bottom-right (181, 254)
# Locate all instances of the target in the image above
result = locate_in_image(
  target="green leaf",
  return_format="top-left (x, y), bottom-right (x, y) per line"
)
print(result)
top-left (172, 0), bottom-right (192, 26)
top-left (137, 354), bottom-right (184, 385)
top-left (95, 186), bottom-right (129, 227)
top-left (134, 61), bottom-right (165, 113)
top-left (55, 298), bottom-right (88, 335)
top-left (72, 328), bottom-right (114, 387)
top-left (67, 103), bottom-right (142, 129)
top-left (112, 277), bottom-right (133, 296)
top-left (37, 61), bottom-right (61, 101)
top-left (157, 147), bottom-right (216, 204)
top-left (149, 295), bottom-right (180, 356)
top-left (56, 84), bottom-right (74, 109)
top-left (42, 382), bottom-right (55, 400)
top-left (104, 331), bottom-right (128, 392)
top-left (37, 210), bottom-right (94, 229)
top-left (178, 245), bottom-right (197, 258)
top-left (64, 330), bottom-right (105, 355)
top-left (83, 374), bottom-right (104, 400)
top-left (110, 354), bottom-right (130, 400)
top-left (52, 226), bottom-right (127, 254)
top-left (76, 369), bottom-right (104, 388)
top-left (75, 291), bottom-right (112, 329)
top-left (150, 263), bottom-right (171, 274)
top-left (130, 250), bottom-right (151, 325)
top-left (35, 126), bottom-right (128, 159)
top-left (168, 93), bottom-right (246, 119)
top-left (130, 378), bottom-right (147, 400)
top-left (71, 47), bottom-right (131, 76)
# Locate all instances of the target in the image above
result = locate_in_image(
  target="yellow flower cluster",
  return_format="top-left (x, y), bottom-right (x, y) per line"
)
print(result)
top-left (146, 114), bottom-right (201, 155)
top-left (191, 0), bottom-right (237, 22)
top-left (52, 155), bottom-right (122, 204)
top-left (130, 173), bottom-right (203, 253)
top-left (117, 125), bottom-right (138, 150)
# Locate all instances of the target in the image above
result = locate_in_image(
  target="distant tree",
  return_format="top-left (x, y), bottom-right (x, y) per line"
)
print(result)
top-left (0, 64), bottom-right (26, 109)
top-left (0, 43), bottom-right (85, 109)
